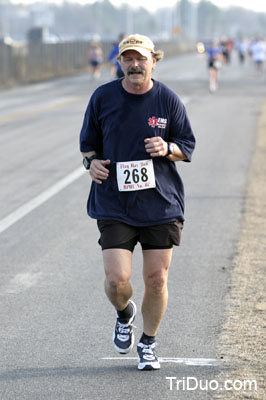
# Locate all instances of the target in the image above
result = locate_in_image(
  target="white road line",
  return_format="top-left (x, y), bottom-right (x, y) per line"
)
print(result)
top-left (0, 166), bottom-right (86, 234)
top-left (100, 357), bottom-right (218, 366)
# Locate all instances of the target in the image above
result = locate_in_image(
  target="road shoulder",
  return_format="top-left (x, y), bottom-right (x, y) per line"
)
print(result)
top-left (215, 100), bottom-right (266, 399)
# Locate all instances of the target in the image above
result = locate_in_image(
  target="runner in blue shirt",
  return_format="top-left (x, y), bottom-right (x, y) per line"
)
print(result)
top-left (108, 33), bottom-right (126, 78)
top-left (80, 34), bottom-right (195, 370)
top-left (205, 40), bottom-right (222, 92)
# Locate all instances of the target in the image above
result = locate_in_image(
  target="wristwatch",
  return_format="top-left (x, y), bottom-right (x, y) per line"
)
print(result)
top-left (166, 142), bottom-right (174, 156)
top-left (83, 154), bottom-right (98, 170)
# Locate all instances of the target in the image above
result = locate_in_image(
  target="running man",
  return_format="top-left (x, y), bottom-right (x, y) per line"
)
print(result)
top-left (80, 34), bottom-right (196, 370)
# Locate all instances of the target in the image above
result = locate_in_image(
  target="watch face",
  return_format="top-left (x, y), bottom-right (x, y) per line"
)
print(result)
top-left (167, 143), bottom-right (174, 155)
top-left (83, 157), bottom-right (90, 170)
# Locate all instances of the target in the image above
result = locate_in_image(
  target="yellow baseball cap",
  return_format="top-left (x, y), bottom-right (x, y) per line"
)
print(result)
top-left (118, 34), bottom-right (155, 58)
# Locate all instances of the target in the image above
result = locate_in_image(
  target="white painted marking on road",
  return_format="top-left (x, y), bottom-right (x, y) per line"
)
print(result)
top-left (159, 358), bottom-right (218, 366)
top-left (0, 166), bottom-right (86, 234)
top-left (5, 272), bottom-right (43, 294)
top-left (100, 357), bottom-right (218, 366)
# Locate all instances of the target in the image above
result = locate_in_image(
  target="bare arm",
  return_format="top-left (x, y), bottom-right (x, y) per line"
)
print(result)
top-left (144, 137), bottom-right (187, 162)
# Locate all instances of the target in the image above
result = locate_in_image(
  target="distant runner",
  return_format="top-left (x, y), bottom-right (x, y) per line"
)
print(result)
top-left (206, 40), bottom-right (222, 92)
top-left (88, 43), bottom-right (103, 79)
top-left (108, 33), bottom-right (126, 78)
top-left (250, 38), bottom-right (266, 75)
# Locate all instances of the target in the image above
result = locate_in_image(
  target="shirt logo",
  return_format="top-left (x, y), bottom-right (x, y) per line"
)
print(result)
top-left (148, 116), bottom-right (167, 129)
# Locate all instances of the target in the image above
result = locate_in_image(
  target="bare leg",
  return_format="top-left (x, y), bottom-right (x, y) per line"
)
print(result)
top-left (103, 248), bottom-right (133, 311)
top-left (141, 249), bottom-right (173, 336)
top-left (209, 67), bottom-right (218, 91)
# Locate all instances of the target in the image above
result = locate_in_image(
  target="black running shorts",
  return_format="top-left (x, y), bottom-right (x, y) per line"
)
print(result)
top-left (97, 220), bottom-right (184, 252)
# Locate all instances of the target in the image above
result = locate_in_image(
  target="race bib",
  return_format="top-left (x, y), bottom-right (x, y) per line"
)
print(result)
top-left (116, 159), bottom-right (156, 192)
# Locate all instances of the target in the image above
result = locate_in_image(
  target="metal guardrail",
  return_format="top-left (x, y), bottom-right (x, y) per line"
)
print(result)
top-left (0, 40), bottom-right (196, 87)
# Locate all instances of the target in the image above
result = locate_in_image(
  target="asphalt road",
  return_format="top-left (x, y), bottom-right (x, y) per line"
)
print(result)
top-left (0, 52), bottom-right (265, 400)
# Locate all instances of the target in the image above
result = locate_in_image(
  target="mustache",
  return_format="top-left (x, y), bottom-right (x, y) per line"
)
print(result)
top-left (127, 67), bottom-right (145, 75)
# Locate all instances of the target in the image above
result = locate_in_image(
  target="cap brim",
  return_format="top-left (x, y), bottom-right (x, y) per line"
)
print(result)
top-left (119, 46), bottom-right (152, 58)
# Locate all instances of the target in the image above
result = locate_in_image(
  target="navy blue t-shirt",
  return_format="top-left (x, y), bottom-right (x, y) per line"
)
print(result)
top-left (80, 79), bottom-right (195, 226)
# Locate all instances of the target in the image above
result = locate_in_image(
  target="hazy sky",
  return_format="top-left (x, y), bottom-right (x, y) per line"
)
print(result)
top-left (9, 0), bottom-right (266, 13)
top-left (210, 0), bottom-right (266, 12)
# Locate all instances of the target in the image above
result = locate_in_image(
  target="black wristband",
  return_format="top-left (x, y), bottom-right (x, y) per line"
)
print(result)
top-left (83, 154), bottom-right (98, 170)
